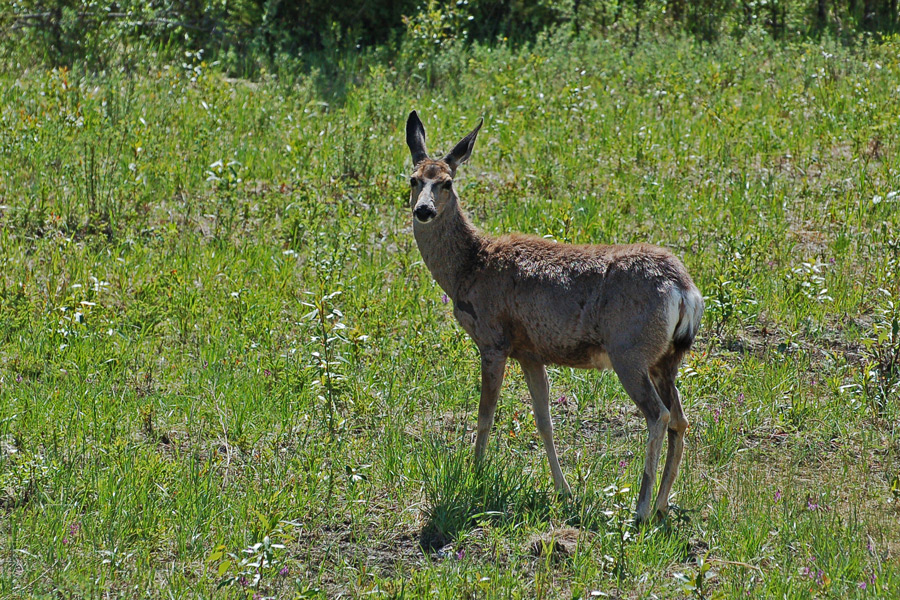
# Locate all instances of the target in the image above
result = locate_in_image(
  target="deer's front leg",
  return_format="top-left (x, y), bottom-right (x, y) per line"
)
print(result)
top-left (474, 353), bottom-right (507, 459)
top-left (519, 358), bottom-right (571, 495)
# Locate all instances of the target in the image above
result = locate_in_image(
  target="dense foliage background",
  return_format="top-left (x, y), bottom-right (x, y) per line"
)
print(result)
top-left (3, 0), bottom-right (900, 75)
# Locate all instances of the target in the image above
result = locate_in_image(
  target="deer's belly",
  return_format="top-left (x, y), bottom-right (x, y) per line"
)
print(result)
top-left (511, 336), bottom-right (613, 372)
top-left (553, 347), bottom-right (612, 370)
top-left (590, 349), bottom-right (613, 371)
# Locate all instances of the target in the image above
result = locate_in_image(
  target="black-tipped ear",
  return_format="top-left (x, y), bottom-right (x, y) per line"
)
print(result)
top-left (444, 118), bottom-right (483, 174)
top-left (406, 110), bottom-right (429, 166)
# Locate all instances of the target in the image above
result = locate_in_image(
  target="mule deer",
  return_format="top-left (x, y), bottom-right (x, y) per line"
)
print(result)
top-left (404, 111), bottom-right (703, 522)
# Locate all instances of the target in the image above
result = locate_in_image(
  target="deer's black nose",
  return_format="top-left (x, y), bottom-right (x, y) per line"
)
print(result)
top-left (414, 204), bottom-right (437, 223)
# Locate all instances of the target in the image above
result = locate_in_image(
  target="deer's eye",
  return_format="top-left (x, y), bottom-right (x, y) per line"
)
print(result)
top-left (439, 180), bottom-right (452, 190)
top-left (409, 177), bottom-right (418, 188)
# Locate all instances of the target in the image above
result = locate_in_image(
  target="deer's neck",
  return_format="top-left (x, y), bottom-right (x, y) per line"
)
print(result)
top-left (413, 202), bottom-right (482, 299)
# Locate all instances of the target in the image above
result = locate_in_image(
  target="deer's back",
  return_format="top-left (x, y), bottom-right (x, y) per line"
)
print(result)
top-left (456, 234), bottom-right (696, 367)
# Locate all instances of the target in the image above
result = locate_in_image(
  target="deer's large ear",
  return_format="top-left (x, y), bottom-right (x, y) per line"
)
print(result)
top-left (444, 118), bottom-right (483, 174)
top-left (406, 111), bottom-right (429, 166)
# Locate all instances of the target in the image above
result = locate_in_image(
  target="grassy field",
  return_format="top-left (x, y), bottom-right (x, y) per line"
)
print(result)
top-left (1, 33), bottom-right (899, 598)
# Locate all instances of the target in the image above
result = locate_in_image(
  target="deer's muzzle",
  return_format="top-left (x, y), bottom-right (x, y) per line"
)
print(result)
top-left (413, 200), bottom-right (437, 223)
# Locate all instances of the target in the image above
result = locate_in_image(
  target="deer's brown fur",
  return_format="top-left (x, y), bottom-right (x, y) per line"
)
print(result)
top-left (405, 111), bottom-right (703, 521)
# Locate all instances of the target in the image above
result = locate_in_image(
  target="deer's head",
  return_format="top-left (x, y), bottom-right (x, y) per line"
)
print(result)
top-left (405, 111), bottom-right (482, 224)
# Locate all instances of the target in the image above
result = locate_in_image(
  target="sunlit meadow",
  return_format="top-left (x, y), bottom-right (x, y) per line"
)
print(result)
top-left (1, 33), bottom-right (899, 598)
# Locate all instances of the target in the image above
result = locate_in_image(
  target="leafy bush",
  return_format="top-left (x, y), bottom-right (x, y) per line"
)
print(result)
top-left (3, 0), bottom-right (900, 75)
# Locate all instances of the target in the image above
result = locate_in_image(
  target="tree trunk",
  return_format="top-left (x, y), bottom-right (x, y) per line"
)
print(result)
top-left (769, 0), bottom-right (779, 38)
top-left (863, 0), bottom-right (875, 29)
top-left (635, 0), bottom-right (645, 45)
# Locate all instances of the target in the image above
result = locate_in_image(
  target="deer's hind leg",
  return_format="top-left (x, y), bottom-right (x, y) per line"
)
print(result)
top-left (609, 356), bottom-right (670, 523)
top-left (519, 358), bottom-right (571, 494)
top-left (651, 352), bottom-right (689, 519)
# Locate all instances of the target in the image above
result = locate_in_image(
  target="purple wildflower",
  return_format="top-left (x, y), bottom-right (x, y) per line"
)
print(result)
top-left (859, 582), bottom-right (867, 590)
top-left (557, 395), bottom-right (567, 406)
top-left (713, 408), bottom-right (721, 424)
top-left (737, 393), bottom-right (745, 405)
top-left (774, 489), bottom-right (782, 502)
top-left (807, 499), bottom-right (819, 511)
top-left (62, 521), bottom-right (80, 544)
top-left (456, 548), bottom-right (465, 560)
top-left (16, 375), bottom-right (22, 383)
top-left (264, 369), bottom-right (272, 377)
top-left (238, 576), bottom-right (249, 588)
top-left (441, 294), bottom-right (449, 305)
top-left (279, 566), bottom-right (289, 577)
